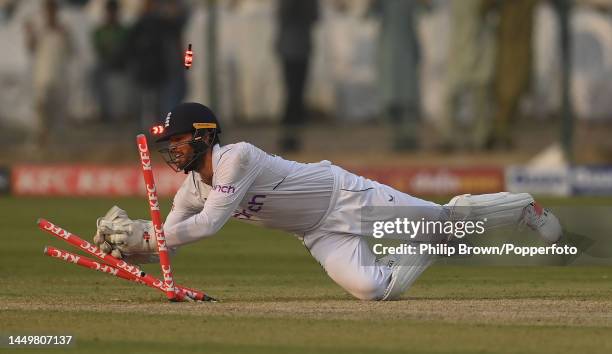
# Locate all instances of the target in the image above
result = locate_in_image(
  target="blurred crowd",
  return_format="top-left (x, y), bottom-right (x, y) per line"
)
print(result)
top-left (1, 0), bottom-right (612, 153)
top-left (22, 0), bottom-right (187, 147)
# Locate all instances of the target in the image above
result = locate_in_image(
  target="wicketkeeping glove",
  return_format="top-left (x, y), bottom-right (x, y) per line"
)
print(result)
top-left (93, 205), bottom-right (170, 264)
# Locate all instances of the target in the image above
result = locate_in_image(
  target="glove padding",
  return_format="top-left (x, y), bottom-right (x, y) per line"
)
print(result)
top-left (93, 206), bottom-right (171, 264)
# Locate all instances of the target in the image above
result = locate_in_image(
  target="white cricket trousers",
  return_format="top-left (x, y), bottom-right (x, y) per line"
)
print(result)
top-left (302, 166), bottom-right (444, 300)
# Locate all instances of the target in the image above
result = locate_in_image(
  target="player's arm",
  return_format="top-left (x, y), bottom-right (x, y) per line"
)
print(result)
top-left (91, 175), bottom-right (202, 263)
top-left (93, 144), bottom-right (261, 260)
top-left (163, 144), bottom-right (261, 246)
top-left (163, 175), bottom-right (207, 232)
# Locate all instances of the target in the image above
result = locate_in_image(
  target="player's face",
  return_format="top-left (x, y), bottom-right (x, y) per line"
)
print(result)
top-left (168, 133), bottom-right (195, 170)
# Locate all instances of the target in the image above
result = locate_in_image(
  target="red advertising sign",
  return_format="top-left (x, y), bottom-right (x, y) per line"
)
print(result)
top-left (11, 164), bottom-right (504, 197)
top-left (350, 166), bottom-right (505, 196)
top-left (11, 165), bottom-right (185, 197)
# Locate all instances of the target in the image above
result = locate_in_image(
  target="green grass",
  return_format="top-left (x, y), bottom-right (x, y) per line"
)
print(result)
top-left (1, 197), bottom-right (611, 354)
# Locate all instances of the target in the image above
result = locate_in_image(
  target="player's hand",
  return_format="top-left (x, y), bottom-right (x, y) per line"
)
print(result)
top-left (93, 206), bottom-right (160, 264)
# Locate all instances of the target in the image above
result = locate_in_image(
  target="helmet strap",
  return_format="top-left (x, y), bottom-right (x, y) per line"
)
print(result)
top-left (182, 129), bottom-right (217, 174)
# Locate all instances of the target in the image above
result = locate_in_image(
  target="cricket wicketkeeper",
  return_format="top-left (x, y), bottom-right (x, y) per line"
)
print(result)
top-left (93, 102), bottom-right (563, 300)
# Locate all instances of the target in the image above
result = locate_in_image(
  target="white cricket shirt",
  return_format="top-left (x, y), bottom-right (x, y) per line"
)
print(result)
top-left (164, 143), bottom-right (335, 247)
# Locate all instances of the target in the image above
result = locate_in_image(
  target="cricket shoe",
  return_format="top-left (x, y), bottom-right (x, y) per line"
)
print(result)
top-left (521, 202), bottom-right (563, 244)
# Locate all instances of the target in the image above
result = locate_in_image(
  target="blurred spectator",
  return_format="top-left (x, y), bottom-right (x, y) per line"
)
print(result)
top-left (490, 0), bottom-right (539, 150)
top-left (576, 0), bottom-right (612, 12)
top-left (24, 0), bottom-right (73, 148)
top-left (92, 0), bottom-right (128, 123)
top-left (159, 0), bottom-right (188, 116)
top-left (0, 0), bottom-right (17, 23)
top-left (371, 0), bottom-right (426, 152)
top-left (275, 0), bottom-right (319, 153)
top-left (66, 0), bottom-right (89, 6)
top-left (440, 0), bottom-right (497, 151)
top-left (125, 0), bottom-right (167, 129)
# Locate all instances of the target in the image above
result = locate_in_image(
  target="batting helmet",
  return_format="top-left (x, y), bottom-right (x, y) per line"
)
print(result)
top-left (155, 102), bottom-right (222, 173)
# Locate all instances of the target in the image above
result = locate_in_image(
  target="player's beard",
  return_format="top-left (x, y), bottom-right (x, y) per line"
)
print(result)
top-left (177, 148), bottom-right (206, 173)
top-left (160, 132), bottom-right (212, 173)
top-left (160, 145), bottom-right (198, 173)
top-left (174, 151), bottom-right (190, 171)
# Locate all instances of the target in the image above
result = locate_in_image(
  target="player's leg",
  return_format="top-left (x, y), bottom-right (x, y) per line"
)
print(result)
top-left (303, 231), bottom-right (390, 300)
top-left (445, 192), bottom-right (562, 243)
top-left (369, 191), bottom-right (563, 300)
top-left (370, 187), bottom-right (443, 300)
top-left (383, 182), bottom-right (562, 243)
top-left (303, 230), bottom-right (434, 301)
top-left (378, 250), bottom-right (434, 301)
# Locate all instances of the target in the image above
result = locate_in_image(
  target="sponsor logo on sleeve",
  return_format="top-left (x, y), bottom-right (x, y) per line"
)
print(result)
top-left (213, 184), bottom-right (236, 194)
